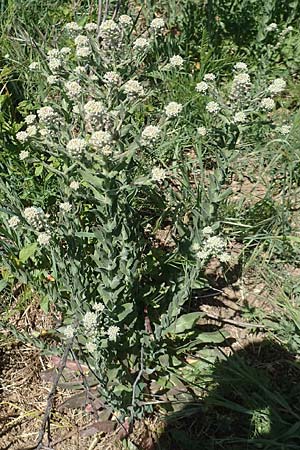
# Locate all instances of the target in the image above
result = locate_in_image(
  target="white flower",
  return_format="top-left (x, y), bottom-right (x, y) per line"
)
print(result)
top-left (103, 71), bottom-right (121, 86)
top-left (169, 55), bottom-right (183, 67)
top-left (60, 47), bottom-right (71, 55)
top-left (47, 49), bottom-right (60, 58)
top-left (141, 125), bottom-right (161, 145)
top-left (233, 111), bottom-right (247, 123)
top-left (203, 73), bottom-right (216, 82)
top-left (20, 150), bottom-right (29, 160)
top-left (93, 303), bottom-right (105, 312)
top-left (197, 126), bottom-right (207, 136)
top-left (196, 81), bottom-right (209, 93)
top-left (37, 232), bottom-right (51, 246)
top-left (86, 342), bottom-right (97, 353)
top-left (69, 180), bottom-right (80, 190)
top-left (99, 20), bottom-right (120, 41)
top-left (84, 100), bottom-right (105, 124)
top-left (260, 97), bottom-right (275, 111)
top-left (206, 101), bottom-right (220, 114)
top-left (266, 22), bottom-right (278, 32)
top-left (47, 75), bottom-right (59, 85)
top-left (277, 125), bottom-right (291, 135)
top-left (29, 62), bottom-right (39, 71)
top-left (25, 114), bottom-right (36, 125)
top-left (66, 138), bottom-right (86, 156)
top-left (59, 201), bottom-right (72, 213)
top-left (8, 216), bottom-right (20, 228)
top-left (133, 37), bottom-right (150, 51)
top-left (16, 131), bottom-right (28, 143)
top-left (64, 22), bottom-right (82, 35)
top-left (219, 252), bottom-right (231, 263)
top-left (84, 22), bottom-right (98, 32)
top-left (150, 18), bottom-right (165, 33)
top-left (90, 130), bottom-right (112, 148)
top-left (234, 62), bottom-right (248, 71)
top-left (63, 325), bottom-right (75, 339)
top-left (24, 206), bottom-right (45, 229)
top-left (48, 58), bottom-right (62, 72)
top-left (74, 65), bottom-right (86, 75)
top-left (27, 125), bottom-right (37, 137)
top-left (268, 78), bottom-right (286, 95)
top-left (73, 105), bottom-right (80, 115)
top-left (230, 72), bottom-right (252, 99)
top-left (37, 106), bottom-right (58, 124)
top-left (165, 101), bottom-right (183, 118)
top-left (83, 311), bottom-right (97, 331)
top-left (151, 167), bottom-right (166, 182)
top-left (119, 15), bottom-right (133, 26)
top-left (65, 81), bottom-right (82, 98)
top-left (107, 325), bottom-right (120, 341)
top-left (123, 80), bottom-right (145, 98)
top-left (76, 46), bottom-right (91, 58)
top-left (202, 226), bottom-right (214, 236)
top-left (74, 34), bottom-right (89, 47)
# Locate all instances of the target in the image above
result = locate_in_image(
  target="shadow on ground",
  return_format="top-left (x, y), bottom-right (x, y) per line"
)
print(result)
top-left (156, 340), bottom-right (300, 450)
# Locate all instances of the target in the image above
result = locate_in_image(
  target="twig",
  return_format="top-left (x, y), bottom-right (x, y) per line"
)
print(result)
top-left (70, 349), bottom-right (100, 420)
top-left (35, 339), bottom-right (74, 450)
top-left (204, 312), bottom-right (266, 329)
top-left (130, 345), bottom-right (144, 426)
top-left (97, 0), bottom-right (103, 31)
top-left (112, 0), bottom-right (122, 20)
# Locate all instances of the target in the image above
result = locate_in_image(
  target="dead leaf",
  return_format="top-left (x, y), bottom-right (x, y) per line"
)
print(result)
top-left (79, 420), bottom-right (116, 437)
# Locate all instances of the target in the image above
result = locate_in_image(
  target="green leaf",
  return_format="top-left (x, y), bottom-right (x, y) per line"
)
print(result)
top-left (19, 243), bottom-right (38, 263)
top-left (35, 164), bottom-right (43, 176)
top-left (118, 303), bottom-right (134, 321)
top-left (40, 295), bottom-right (50, 313)
top-left (164, 312), bottom-right (204, 334)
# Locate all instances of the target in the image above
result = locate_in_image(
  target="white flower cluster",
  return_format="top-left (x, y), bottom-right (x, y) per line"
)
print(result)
top-left (90, 130), bottom-right (112, 149)
top-left (165, 101), bottom-right (183, 118)
top-left (59, 201), bottom-right (72, 213)
top-left (65, 81), bottom-right (82, 99)
top-left (169, 55), bottom-right (184, 68)
top-left (233, 111), bottom-right (247, 123)
top-left (16, 131), bottom-right (29, 143)
top-left (133, 37), bottom-right (150, 52)
top-left (25, 114), bottom-right (36, 125)
top-left (234, 62), bottom-right (248, 72)
top-left (107, 325), bottom-right (120, 341)
top-left (203, 73), bottom-right (216, 82)
top-left (83, 311), bottom-right (98, 331)
top-left (64, 22), bottom-right (82, 36)
top-left (230, 72), bottom-right (252, 100)
top-left (277, 125), bottom-right (291, 135)
top-left (119, 15), bottom-right (133, 27)
top-left (196, 81), bottom-right (209, 93)
top-left (260, 98), bottom-right (275, 111)
top-left (7, 216), bottom-right (20, 228)
top-left (47, 49), bottom-right (62, 73)
top-left (150, 18), bottom-right (165, 34)
top-left (197, 126), bottom-right (207, 136)
top-left (84, 22), bottom-right (97, 32)
top-left (123, 80), bottom-right (145, 98)
top-left (141, 125), bottom-right (161, 146)
top-left (206, 101), bottom-right (220, 114)
top-left (84, 100), bottom-right (106, 128)
top-left (63, 324), bottom-right (75, 339)
top-left (103, 71), bottom-right (121, 86)
top-left (195, 229), bottom-right (230, 263)
top-left (20, 150), bottom-right (29, 160)
top-left (37, 106), bottom-right (59, 126)
top-left (69, 180), bottom-right (80, 190)
top-left (23, 206), bottom-right (45, 229)
top-left (266, 22), bottom-right (278, 32)
top-left (37, 232), bottom-right (51, 246)
top-left (66, 138), bottom-right (86, 157)
top-left (268, 78), bottom-right (286, 95)
top-left (99, 20), bottom-right (120, 45)
top-left (74, 35), bottom-right (91, 59)
top-left (151, 166), bottom-right (166, 182)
